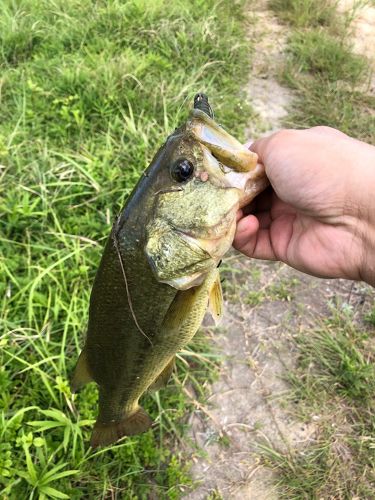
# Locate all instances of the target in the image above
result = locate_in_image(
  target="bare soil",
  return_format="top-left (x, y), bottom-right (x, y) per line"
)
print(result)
top-left (339, 0), bottom-right (375, 72)
top-left (186, 256), bottom-right (374, 499)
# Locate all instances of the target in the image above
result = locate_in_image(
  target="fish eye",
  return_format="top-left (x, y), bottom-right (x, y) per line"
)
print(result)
top-left (171, 159), bottom-right (194, 183)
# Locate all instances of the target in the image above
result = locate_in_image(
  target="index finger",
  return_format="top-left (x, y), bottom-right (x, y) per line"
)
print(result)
top-left (249, 130), bottom-right (287, 165)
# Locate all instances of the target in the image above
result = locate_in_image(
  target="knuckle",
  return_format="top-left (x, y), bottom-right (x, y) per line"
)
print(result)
top-left (266, 129), bottom-right (297, 152)
top-left (272, 128), bottom-right (297, 144)
top-left (310, 125), bottom-right (334, 133)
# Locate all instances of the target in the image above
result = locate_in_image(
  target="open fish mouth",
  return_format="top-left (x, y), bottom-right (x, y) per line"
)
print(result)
top-left (188, 108), bottom-right (258, 173)
top-left (187, 107), bottom-right (268, 208)
top-left (191, 93), bottom-right (257, 173)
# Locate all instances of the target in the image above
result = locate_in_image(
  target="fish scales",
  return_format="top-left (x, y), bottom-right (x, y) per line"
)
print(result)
top-left (71, 95), bottom-right (268, 447)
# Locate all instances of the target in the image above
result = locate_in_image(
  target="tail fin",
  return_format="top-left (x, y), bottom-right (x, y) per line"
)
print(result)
top-left (90, 406), bottom-right (153, 448)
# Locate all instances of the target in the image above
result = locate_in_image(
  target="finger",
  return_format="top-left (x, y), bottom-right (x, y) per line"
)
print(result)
top-left (249, 133), bottom-right (276, 162)
top-left (234, 225), bottom-right (277, 261)
top-left (249, 129), bottom-right (302, 172)
top-left (233, 215), bottom-right (277, 260)
top-left (234, 214), bottom-right (259, 246)
top-left (309, 126), bottom-right (348, 138)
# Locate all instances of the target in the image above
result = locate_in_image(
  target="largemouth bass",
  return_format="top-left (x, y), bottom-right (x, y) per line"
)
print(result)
top-left (72, 94), bottom-right (268, 447)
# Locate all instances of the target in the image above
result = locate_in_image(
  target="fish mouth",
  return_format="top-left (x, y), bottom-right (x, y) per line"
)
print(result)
top-left (189, 109), bottom-right (258, 172)
top-left (188, 109), bottom-right (269, 208)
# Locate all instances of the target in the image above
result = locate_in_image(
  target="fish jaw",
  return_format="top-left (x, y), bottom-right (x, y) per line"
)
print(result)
top-left (188, 109), bottom-right (258, 172)
top-left (189, 110), bottom-right (269, 207)
top-left (221, 162), bottom-right (269, 208)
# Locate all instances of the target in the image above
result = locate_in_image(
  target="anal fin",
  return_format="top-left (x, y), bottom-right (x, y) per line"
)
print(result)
top-left (71, 349), bottom-right (93, 393)
top-left (148, 356), bottom-right (175, 392)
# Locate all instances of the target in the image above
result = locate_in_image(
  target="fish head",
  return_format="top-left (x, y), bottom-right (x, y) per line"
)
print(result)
top-left (144, 97), bottom-right (268, 290)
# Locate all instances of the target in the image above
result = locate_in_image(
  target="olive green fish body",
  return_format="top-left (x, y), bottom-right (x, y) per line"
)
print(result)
top-left (72, 95), bottom-right (268, 447)
top-left (80, 229), bottom-right (218, 446)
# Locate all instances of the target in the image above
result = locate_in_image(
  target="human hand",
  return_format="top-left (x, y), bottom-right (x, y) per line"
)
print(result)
top-left (233, 126), bottom-right (375, 286)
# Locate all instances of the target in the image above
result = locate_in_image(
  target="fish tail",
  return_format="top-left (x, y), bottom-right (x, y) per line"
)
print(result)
top-left (90, 406), bottom-right (153, 448)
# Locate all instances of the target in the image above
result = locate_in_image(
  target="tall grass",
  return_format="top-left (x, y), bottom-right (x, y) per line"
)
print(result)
top-left (0, 0), bottom-right (250, 497)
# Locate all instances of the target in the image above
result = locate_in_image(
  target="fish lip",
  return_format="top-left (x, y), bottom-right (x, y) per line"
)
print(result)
top-left (226, 162), bottom-right (269, 208)
top-left (188, 109), bottom-right (258, 173)
top-left (199, 143), bottom-right (268, 208)
top-left (187, 112), bottom-right (267, 204)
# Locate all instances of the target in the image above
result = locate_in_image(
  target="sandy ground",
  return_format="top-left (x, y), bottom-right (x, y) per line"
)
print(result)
top-left (339, 0), bottom-right (375, 72)
top-left (184, 1), bottom-right (375, 498)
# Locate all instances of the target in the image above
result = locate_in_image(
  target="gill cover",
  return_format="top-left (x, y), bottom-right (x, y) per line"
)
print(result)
top-left (144, 178), bottom-right (240, 290)
top-left (145, 219), bottom-right (214, 290)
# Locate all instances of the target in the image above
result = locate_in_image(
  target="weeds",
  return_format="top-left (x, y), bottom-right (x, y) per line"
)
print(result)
top-left (259, 307), bottom-right (375, 498)
top-left (285, 80), bottom-right (375, 142)
top-left (287, 29), bottom-right (368, 83)
top-left (290, 313), bottom-right (375, 404)
top-left (365, 306), bottom-right (375, 326)
top-left (260, 430), bottom-right (375, 499)
top-left (269, 0), bottom-right (338, 28)
top-left (273, 0), bottom-right (374, 143)
top-left (0, 0), bottom-right (248, 497)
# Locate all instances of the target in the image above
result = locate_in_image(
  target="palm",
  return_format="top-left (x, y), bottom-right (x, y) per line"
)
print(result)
top-left (234, 191), bottom-right (363, 281)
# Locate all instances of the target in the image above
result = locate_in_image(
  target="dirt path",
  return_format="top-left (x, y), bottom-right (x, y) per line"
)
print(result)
top-left (186, 257), bottom-right (372, 498)
top-left (185, 1), bottom-right (375, 498)
top-left (185, 3), bottom-right (302, 497)
top-left (339, 0), bottom-right (375, 72)
top-left (244, 0), bottom-right (293, 138)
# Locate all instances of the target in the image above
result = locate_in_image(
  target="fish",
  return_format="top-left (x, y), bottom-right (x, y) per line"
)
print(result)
top-left (71, 94), bottom-right (268, 448)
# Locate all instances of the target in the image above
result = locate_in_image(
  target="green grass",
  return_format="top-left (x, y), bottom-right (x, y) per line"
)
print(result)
top-left (288, 309), bottom-right (375, 404)
top-left (287, 29), bottom-right (368, 83)
top-left (284, 80), bottom-right (375, 142)
top-left (269, 0), bottom-right (338, 28)
top-left (260, 430), bottom-right (375, 499)
top-left (260, 307), bottom-right (375, 498)
top-left (274, 0), bottom-right (374, 143)
top-left (0, 0), bottom-right (250, 497)
top-left (365, 305), bottom-right (375, 326)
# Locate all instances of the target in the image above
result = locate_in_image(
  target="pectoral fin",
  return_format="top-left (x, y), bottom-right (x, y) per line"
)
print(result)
top-left (208, 270), bottom-right (223, 325)
top-left (71, 349), bottom-right (93, 393)
top-left (148, 356), bottom-right (175, 392)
